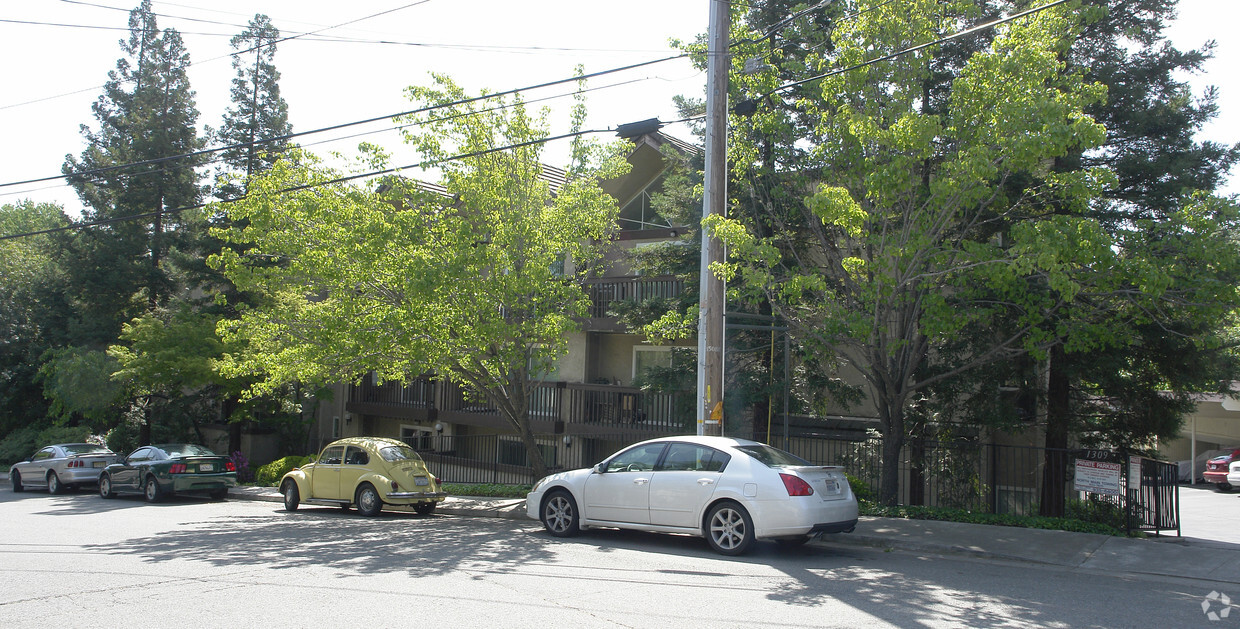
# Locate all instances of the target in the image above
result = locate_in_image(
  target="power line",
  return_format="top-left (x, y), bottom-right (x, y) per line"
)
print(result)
top-left (0, 75), bottom-right (655, 201)
top-left (0, 54), bottom-right (687, 191)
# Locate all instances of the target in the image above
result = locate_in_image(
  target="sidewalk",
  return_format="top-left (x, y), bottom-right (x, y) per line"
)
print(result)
top-left (226, 485), bottom-right (1240, 584)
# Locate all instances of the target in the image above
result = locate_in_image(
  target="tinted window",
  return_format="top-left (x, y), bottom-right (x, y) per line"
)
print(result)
top-left (32, 448), bottom-right (56, 461)
top-left (605, 443), bottom-right (666, 473)
top-left (127, 448), bottom-right (152, 462)
top-left (658, 443), bottom-right (730, 473)
top-left (344, 446), bottom-right (370, 466)
top-left (319, 446), bottom-right (344, 465)
top-left (62, 444), bottom-right (110, 456)
top-left (157, 444), bottom-right (216, 458)
top-left (379, 445), bottom-right (423, 463)
top-left (735, 444), bottom-right (811, 468)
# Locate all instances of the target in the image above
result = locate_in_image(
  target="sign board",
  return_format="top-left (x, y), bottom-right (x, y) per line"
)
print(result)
top-left (1074, 459), bottom-right (1122, 496)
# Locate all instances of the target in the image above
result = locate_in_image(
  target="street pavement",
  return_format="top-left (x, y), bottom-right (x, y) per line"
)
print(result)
top-left (219, 482), bottom-right (1240, 585)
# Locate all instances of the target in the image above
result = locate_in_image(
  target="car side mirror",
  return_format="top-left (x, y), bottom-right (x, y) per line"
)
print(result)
top-left (592, 463), bottom-right (605, 474)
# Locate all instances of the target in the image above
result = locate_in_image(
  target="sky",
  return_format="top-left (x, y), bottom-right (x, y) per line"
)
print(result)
top-left (1, 0), bottom-right (1237, 218)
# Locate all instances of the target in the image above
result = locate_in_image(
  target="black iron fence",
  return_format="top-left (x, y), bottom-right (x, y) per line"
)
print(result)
top-left (411, 432), bottom-right (1178, 534)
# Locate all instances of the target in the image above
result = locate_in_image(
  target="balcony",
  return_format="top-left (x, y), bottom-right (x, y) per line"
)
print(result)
top-left (584, 275), bottom-right (684, 330)
top-left (347, 378), bottom-right (691, 436)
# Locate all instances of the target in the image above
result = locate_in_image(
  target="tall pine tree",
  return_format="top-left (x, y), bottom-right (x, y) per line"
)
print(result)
top-left (215, 14), bottom-right (293, 200)
top-left (59, 0), bottom-right (206, 444)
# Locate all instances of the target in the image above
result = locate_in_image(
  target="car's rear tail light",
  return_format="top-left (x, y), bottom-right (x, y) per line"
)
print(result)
top-left (780, 473), bottom-right (815, 496)
top-left (67, 460), bottom-right (81, 468)
top-left (169, 464), bottom-right (187, 474)
top-left (225, 461), bottom-right (236, 472)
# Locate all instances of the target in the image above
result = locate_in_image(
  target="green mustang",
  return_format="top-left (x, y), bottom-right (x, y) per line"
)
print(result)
top-left (99, 444), bottom-right (237, 502)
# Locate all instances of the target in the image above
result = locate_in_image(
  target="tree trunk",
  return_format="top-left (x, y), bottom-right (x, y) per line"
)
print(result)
top-left (878, 397), bottom-right (906, 506)
top-left (1040, 345), bottom-right (1071, 517)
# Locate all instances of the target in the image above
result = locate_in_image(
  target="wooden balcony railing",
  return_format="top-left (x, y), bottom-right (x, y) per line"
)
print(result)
top-left (584, 275), bottom-right (684, 318)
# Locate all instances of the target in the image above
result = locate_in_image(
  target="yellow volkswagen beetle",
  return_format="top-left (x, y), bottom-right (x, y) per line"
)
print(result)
top-left (279, 437), bottom-right (446, 516)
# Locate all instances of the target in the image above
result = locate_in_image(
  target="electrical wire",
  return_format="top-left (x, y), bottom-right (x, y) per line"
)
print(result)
top-left (0, 54), bottom-right (687, 190)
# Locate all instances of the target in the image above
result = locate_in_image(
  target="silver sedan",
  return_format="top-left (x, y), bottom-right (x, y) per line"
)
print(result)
top-left (9, 443), bottom-right (120, 494)
top-left (527, 435), bottom-right (858, 555)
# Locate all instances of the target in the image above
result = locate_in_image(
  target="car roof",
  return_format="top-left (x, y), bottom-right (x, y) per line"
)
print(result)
top-left (49, 443), bottom-right (97, 448)
top-left (324, 436), bottom-right (407, 450)
top-left (637, 435), bottom-right (765, 448)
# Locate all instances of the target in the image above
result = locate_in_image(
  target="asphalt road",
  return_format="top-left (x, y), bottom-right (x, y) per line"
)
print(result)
top-left (2, 487), bottom-right (1234, 627)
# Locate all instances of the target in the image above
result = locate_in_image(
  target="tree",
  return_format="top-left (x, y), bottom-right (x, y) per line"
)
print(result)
top-left (211, 75), bottom-right (629, 478)
top-left (712, 1), bottom-right (1118, 505)
top-left (215, 13), bottom-right (293, 201)
top-left (60, 0), bottom-right (207, 443)
top-left (0, 202), bottom-right (71, 434)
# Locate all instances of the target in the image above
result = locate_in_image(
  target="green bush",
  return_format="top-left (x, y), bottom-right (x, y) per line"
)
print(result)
top-left (846, 473), bottom-right (876, 503)
top-left (253, 455), bottom-right (311, 487)
top-left (858, 503), bottom-right (1128, 536)
top-left (442, 483), bottom-right (531, 498)
top-left (0, 425), bottom-right (94, 467)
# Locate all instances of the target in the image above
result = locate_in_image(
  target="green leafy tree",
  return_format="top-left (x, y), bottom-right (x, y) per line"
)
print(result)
top-left (0, 202), bottom-right (71, 434)
top-left (712, 1), bottom-right (1116, 505)
top-left (211, 75), bottom-right (629, 478)
top-left (59, 0), bottom-right (207, 443)
top-left (214, 13), bottom-right (293, 200)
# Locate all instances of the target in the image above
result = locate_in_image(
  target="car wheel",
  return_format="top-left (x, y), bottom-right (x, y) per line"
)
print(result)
top-left (99, 474), bottom-right (116, 499)
top-left (143, 475), bottom-right (163, 503)
top-left (10, 471), bottom-right (23, 493)
top-left (414, 502), bottom-right (436, 516)
top-left (208, 488), bottom-right (228, 501)
top-left (47, 472), bottom-right (63, 495)
top-left (705, 501), bottom-right (755, 556)
top-left (281, 480), bottom-right (300, 511)
top-left (1217, 483), bottom-right (1232, 493)
top-left (355, 483), bottom-right (382, 517)
top-left (541, 489), bottom-right (580, 537)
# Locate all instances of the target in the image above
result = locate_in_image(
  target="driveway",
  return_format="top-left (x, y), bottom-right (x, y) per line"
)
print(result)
top-left (1178, 483), bottom-right (1240, 546)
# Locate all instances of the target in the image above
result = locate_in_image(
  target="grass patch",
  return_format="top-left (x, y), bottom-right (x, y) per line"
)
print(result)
top-left (858, 502), bottom-right (1132, 536)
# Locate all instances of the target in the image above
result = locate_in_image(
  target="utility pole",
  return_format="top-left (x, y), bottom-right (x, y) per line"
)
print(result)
top-left (697, 0), bottom-right (729, 437)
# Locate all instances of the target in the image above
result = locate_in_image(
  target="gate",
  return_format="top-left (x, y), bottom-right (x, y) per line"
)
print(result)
top-left (1127, 456), bottom-right (1180, 537)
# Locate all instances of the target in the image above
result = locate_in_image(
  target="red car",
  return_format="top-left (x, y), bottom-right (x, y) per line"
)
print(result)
top-left (1204, 448), bottom-right (1240, 491)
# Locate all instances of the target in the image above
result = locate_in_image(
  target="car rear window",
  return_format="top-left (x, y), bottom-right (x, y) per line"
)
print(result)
top-left (159, 444), bottom-right (217, 458)
top-left (735, 444), bottom-right (811, 468)
top-left (62, 444), bottom-right (111, 455)
top-left (379, 445), bottom-right (425, 463)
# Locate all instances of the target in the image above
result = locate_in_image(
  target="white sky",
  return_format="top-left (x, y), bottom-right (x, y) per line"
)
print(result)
top-left (0, 0), bottom-right (1236, 217)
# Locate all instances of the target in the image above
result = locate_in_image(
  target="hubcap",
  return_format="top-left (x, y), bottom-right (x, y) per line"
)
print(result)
top-left (546, 496), bottom-right (572, 532)
top-left (101, 478), bottom-right (109, 495)
top-left (145, 480), bottom-right (156, 499)
top-left (360, 489), bottom-right (377, 511)
top-left (710, 508), bottom-right (745, 549)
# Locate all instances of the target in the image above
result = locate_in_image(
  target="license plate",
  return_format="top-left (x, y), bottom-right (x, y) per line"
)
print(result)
top-left (823, 480), bottom-right (840, 494)
top-left (414, 477), bottom-right (429, 486)
top-left (199, 463), bottom-right (214, 472)
top-left (93, 461), bottom-right (106, 468)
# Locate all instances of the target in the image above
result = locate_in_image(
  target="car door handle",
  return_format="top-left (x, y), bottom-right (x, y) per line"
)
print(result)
top-left (697, 478), bottom-right (715, 486)
top-left (634, 478), bottom-right (649, 485)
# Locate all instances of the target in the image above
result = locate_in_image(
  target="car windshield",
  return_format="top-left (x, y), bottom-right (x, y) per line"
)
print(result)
top-left (735, 444), bottom-right (811, 468)
top-left (62, 444), bottom-right (111, 455)
top-left (158, 444), bottom-right (217, 458)
top-left (379, 445), bottom-right (424, 463)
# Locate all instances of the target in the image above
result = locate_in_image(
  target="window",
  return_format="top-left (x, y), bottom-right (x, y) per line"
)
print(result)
top-left (401, 425), bottom-right (433, 450)
top-left (379, 445), bottom-right (424, 463)
top-left (319, 446), bottom-right (344, 465)
top-left (62, 444), bottom-right (109, 456)
top-left (658, 443), bottom-right (730, 472)
top-left (32, 447), bottom-right (55, 461)
top-left (127, 448), bottom-right (152, 463)
top-left (633, 346), bottom-right (673, 380)
top-left (344, 446), bottom-right (370, 466)
top-left (499, 437), bottom-right (557, 468)
top-left (735, 444), bottom-right (811, 468)
top-left (605, 443), bottom-right (667, 473)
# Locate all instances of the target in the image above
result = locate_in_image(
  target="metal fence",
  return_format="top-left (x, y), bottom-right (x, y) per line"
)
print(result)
top-left (406, 432), bottom-right (1178, 533)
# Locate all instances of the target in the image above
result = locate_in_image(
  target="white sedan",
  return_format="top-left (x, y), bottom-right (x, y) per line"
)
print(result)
top-left (1227, 460), bottom-right (1240, 489)
top-left (526, 435), bottom-right (858, 555)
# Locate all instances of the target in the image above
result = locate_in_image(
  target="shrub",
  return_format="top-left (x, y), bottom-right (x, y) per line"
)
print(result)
top-left (229, 451), bottom-right (253, 483)
top-left (253, 455), bottom-right (311, 487)
top-left (442, 483), bottom-right (531, 498)
top-left (0, 425), bottom-right (94, 467)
